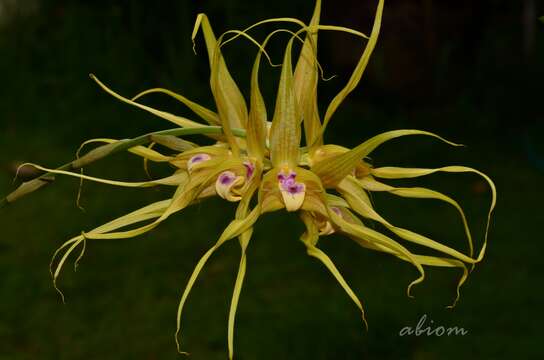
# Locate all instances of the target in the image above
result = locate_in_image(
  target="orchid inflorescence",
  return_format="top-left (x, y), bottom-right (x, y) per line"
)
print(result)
top-left (3, 0), bottom-right (496, 358)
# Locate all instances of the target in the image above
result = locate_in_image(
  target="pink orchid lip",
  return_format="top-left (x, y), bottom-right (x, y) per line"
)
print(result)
top-left (277, 171), bottom-right (296, 182)
top-left (331, 207), bottom-right (342, 216)
top-left (243, 161), bottom-right (255, 179)
top-left (188, 153), bottom-right (211, 167)
top-left (218, 172), bottom-right (236, 185)
top-left (278, 170), bottom-right (304, 195)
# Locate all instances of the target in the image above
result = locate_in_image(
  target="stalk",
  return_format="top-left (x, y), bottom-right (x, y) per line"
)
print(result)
top-left (0, 126), bottom-right (246, 208)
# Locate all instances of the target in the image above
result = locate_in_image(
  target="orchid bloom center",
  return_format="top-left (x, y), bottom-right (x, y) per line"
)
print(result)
top-left (215, 170), bottom-right (245, 202)
top-left (219, 172), bottom-right (235, 185)
top-left (277, 169), bottom-right (306, 212)
top-left (187, 153), bottom-right (211, 173)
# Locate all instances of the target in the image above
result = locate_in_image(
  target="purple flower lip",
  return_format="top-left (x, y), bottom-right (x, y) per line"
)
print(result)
top-left (277, 169), bottom-right (306, 212)
top-left (219, 172), bottom-right (235, 185)
top-left (243, 161), bottom-right (255, 179)
top-left (278, 170), bottom-right (304, 195)
top-left (331, 207), bottom-right (342, 216)
top-left (277, 171), bottom-right (296, 182)
top-left (286, 182), bottom-right (305, 195)
top-left (188, 153), bottom-right (211, 165)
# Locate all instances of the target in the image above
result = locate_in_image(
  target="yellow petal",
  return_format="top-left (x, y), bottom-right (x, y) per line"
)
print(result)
top-left (19, 163), bottom-right (187, 188)
top-left (228, 180), bottom-right (259, 360)
top-left (294, 0), bottom-right (322, 151)
top-left (370, 166), bottom-right (496, 263)
top-left (269, 35), bottom-right (301, 168)
top-left (359, 176), bottom-right (474, 256)
top-left (89, 74), bottom-right (203, 128)
top-left (329, 210), bottom-right (426, 298)
top-left (131, 87), bottom-right (220, 125)
top-left (193, 14), bottom-right (248, 154)
top-left (78, 138), bottom-right (173, 162)
top-left (300, 211), bottom-right (367, 328)
top-left (175, 206), bottom-right (261, 354)
top-left (313, 129), bottom-right (462, 187)
top-left (50, 199), bottom-right (171, 300)
top-left (321, 0), bottom-right (384, 132)
top-left (338, 176), bottom-right (477, 264)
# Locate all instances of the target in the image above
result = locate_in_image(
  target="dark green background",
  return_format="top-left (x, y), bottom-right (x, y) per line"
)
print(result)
top-left (1, 0), bottom-right (542, 359)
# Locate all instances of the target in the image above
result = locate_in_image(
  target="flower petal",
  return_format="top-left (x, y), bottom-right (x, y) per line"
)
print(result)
top-left (321, 0), bottom-right (384, 132)
top-left (215, 171), bottom-right (246, 202)
top-left (294, 0), bottom-right (322, 151)
top-left (313, 129), bottom-right (463, 187)
top-left (370, 166), bottom-right (496, 263)
top-left (338, 176), bottom-right (477, 264)
top-left (89, 74), bottom-right (203, 129)
top-left (359, 176), bottom-right (474, 256)
top-left (193, 14), bottom-right (248, 154)
top-left (175, 206), bottom-right (261, 354)
top-left (131, 87), bottom-right (220, 125)
top-left (269, 34), bottom-right (301, 168)
top-left (300, 211), bottom-right (367, 328)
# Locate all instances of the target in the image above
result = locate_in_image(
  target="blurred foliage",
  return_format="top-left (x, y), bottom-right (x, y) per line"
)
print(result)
top-left (1, 0), bottom-right (543, 359)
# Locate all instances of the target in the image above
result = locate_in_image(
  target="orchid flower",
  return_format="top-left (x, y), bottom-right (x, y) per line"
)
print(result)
top-left (2, 0), bottom-right (496, 358)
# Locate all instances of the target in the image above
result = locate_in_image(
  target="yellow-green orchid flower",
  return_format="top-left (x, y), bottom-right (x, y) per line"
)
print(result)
top-left (2, 1), bottom-right (497, 359)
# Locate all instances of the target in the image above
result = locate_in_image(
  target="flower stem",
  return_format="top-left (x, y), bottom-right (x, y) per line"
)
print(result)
top-left (0, 126), bottom-right (246, 209)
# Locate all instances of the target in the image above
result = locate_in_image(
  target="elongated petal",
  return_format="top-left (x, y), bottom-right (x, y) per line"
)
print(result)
top-left (347, 228), bottom-right (468, 308)
top-left (370, 166), bottom-right (496, 263)
top-left (300, 211), bottom-right (368, 328)
top-left (247, 30), bottom-right (273, 161)
top-left (72, 159), bottom-right (243, 241)
top-left (360, 176), bottom-right (474, 256)
top-left (228, 180), bottom-right (259, 360)
top-left (193, 14), bottom-right (248, 154)
top-left (132, 88), bottom-right (220, 125)
top-left (175, 206), bottom-right (261, 354)
top-left (90, 74), bottom-right (203, 128)
top-left (329, 210), bottom-right (426, 297)
top-left (51, 199), bottom-right (171, 300)
top-left (338, 177), bottom-right (477, 264)
top-left (294, 0), bottom-right (322, 151)
top-left (322, 0), bottom-right (384, 132)
top-left (228, 231), bottom-right (251, 360)
top-left (269, 36), bottom-right (301, 167)
top-left (78, 138), bottom-right (173, 162)
top-left (313, 129), bottom-right (462, 187)
top-left (20, 163), bottom-right (188, 188)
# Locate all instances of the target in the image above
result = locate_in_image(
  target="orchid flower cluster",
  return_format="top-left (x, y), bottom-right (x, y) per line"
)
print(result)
top-left (5, 0), bottom-right (496, 358)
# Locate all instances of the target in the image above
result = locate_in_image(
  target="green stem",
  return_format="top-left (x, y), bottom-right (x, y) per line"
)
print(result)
top-left (0, 126), bottom-right (246, 209)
